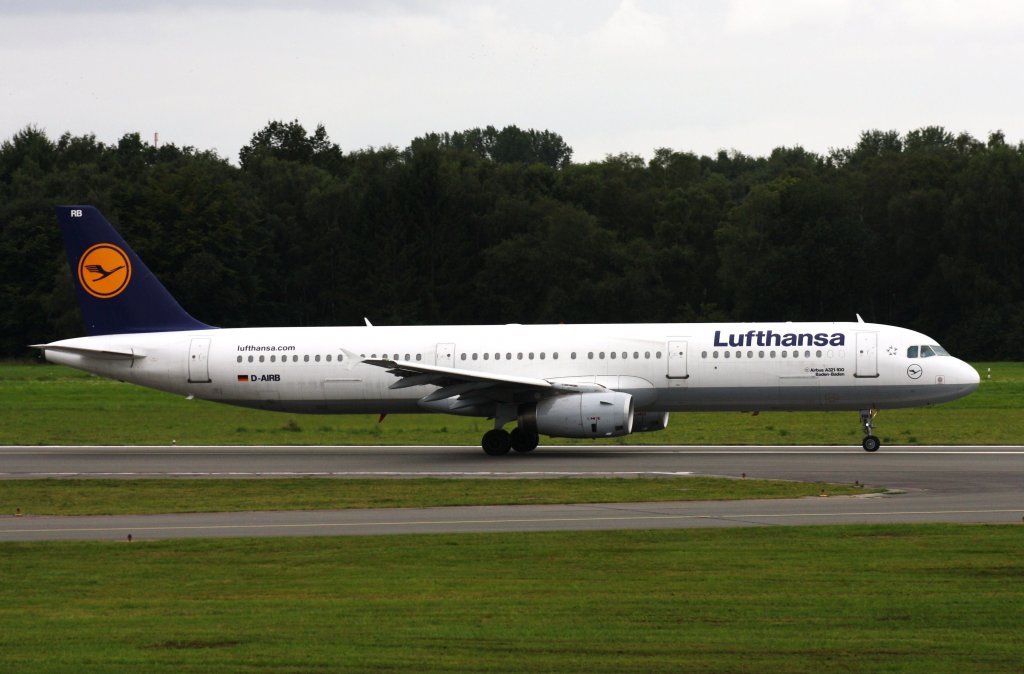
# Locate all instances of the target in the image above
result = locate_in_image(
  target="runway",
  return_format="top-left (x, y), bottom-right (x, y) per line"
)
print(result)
top-left (1, 445), bottom-right (1022, 540)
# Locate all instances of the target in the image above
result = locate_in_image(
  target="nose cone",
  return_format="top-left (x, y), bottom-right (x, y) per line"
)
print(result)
top-left (951, 359), bottom-right (981, 395)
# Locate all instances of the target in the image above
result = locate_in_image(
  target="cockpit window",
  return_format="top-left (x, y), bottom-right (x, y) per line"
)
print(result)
top-left (908, 344), bottom-right (949, 358)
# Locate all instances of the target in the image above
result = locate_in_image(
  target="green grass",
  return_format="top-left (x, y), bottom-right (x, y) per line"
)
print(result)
top-left (0, 477), bottom-right (875, 516)
top-left (1, 525), bottom-right (1021, 673)
top-left (1, 362), bottom-right (1021, 446)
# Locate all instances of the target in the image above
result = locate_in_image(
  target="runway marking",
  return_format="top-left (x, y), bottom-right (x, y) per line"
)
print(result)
top-left (2, 445), bottom-right (1023, 453)
top-left (1, 471), bottom-right (696, 478)
top-left (4, 509), bottom-right (1022, 536)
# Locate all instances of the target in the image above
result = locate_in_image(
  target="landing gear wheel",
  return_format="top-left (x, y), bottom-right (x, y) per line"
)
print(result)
top-left (510, 427), bottom-right (539, 453)
top-left (482, 429), bottom-right (512, 456)
top-left (859, 408), bottom-right (880, 452)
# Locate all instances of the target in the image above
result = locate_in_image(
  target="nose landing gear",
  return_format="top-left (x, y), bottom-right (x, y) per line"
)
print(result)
top-left (860, 408), bottom-right (880, 452)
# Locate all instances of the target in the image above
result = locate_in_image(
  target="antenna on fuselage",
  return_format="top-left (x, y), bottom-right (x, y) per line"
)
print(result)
top-left (364, 317), bottom-right (373, 327)
top-left (856, 313), bottom-right (865, 323)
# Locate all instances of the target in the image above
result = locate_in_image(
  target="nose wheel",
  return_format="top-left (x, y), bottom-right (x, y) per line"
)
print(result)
top-left (860, 408), bottom-right (880, 452)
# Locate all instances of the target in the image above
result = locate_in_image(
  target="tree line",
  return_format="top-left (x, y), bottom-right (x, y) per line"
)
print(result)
top-left (1, 122), bottom-right (1022, 359)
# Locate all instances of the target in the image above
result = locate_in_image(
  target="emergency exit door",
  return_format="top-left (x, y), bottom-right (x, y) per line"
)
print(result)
top-left (188, 337), bottom-right (212, 383)
top-left (855, 332), bottom-right (879, 378)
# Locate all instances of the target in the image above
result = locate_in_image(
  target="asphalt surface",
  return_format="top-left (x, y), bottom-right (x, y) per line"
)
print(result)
top-left (1, 445), bottom-right (1021, 541)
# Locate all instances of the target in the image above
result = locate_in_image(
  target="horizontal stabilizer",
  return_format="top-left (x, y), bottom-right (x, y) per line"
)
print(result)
top-left (31, 343), bottom-right (143, 360)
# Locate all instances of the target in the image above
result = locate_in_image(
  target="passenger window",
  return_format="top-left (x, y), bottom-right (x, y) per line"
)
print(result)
top-left (713, 351), bottom-right (719, 358)
top-left (702, 351), bottom-right (708, 358)
top-left (259, 355), bottom-right (265, 363)
top-left (599, 352), bottom-right (605, 359)
top-left (735, 351), bottom-right (741, 359)
top-left (517, 353), bottom-right (523, 360)
top-left (326, 355), bottom-right (332, 362)
top-left (303, 355), bottom-right (309, 362)
top-left (483, 353), bottom-right (489, 360)
top-left (633, 351), bottom-right (639, 359)
top-left (540, 353), bottom-right (546, 360)
top-left (571, 352), bottom-right (577, 360)
top-left (656, 351), bottom-right (662, 359)
top-left (553, 353), bottom-right (558, 360)
top-left (758, 351), bottom-right (765, 358)
top-left (529, 353), bottom-right (535, 360)
top-left (645, 351), bottom-right (651, 359)
top-left (270, 355), bottom-right (276, 362)
top-left (236, 356), bottom-right (242, 363)
top-left (770, 351), bottom-right (776, 358)
top-left (781, 351), bottom-right (787, 359)
top-left (461, 353), bottom-right (466, 361)
top-left (610, 352), bottom-right (617, 359)
top-left (816, 350), bottom-right (822, 358)
top-left (747, 351), bottom-right (753, 358)
top-left (248, 355), bottom-right (254, 363)
top-left (315, 355), bottom-right (321, 362)
top-left (472, 353), bottom-right (478, 361)
top-left (588, 352), bottom-right (594, 359)
top-left (495, 353), bottom-right (501, 361)
top-left (724, 351), bottom-right (730, 359)
top-left (416, 354), bottom-right (422, 361)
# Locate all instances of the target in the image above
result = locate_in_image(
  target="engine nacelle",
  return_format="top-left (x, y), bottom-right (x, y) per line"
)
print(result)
top-left (523, 391), bottom-right (635, 439)
top-left (631, 411), bottom-right (670, 433)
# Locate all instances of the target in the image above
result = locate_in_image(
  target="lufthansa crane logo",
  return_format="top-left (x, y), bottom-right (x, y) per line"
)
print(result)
top-left (77, 243), bottom-right (131, 298)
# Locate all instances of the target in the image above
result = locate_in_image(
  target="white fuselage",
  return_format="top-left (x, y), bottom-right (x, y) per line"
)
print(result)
top-left (42, 321), bottom-right (980, 416)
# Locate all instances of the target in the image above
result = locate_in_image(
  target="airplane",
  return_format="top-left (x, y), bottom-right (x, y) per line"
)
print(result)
top-left (34, 205), bottom-right (980, 455)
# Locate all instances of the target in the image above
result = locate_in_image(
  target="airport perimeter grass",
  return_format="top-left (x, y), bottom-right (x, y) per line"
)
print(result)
top-left (1, 525), bottom-right (1021, 673)
top-left (0, 477), bottom-right (874, 516)
top-left (1, 362), bottom-right (1020, 446)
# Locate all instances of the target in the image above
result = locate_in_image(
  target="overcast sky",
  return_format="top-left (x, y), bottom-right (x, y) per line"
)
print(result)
top-left (3, 0), bottom-right (1022, 163)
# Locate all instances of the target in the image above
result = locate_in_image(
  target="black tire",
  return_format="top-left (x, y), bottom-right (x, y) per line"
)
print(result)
top-left (862, 435), bottom-right (881, 452)
top-left (482, 429), bottom-right (512, 456)
top-left (510, 427), bottom-right (539, 453)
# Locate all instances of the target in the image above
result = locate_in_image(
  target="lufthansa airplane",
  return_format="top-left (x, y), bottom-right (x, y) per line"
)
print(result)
top-left (35, 206), bottom-right (980, 455)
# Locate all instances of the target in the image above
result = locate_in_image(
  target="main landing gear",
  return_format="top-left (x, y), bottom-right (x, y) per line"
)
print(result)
top-left (481, 427), bottom-right (539, 456)
top-left (860, 408), bottom-right (880, 452)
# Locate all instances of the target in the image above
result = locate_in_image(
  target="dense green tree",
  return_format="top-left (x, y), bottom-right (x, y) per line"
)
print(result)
top-left (2, 123), bottom-right (1022, 359)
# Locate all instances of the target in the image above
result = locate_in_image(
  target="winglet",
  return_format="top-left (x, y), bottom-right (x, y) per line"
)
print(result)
top-left (56, 206), bottom-right (213, 336)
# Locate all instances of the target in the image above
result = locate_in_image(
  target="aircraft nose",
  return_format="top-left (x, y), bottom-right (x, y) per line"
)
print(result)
top-left (953, 359), bottom-right (981, 391)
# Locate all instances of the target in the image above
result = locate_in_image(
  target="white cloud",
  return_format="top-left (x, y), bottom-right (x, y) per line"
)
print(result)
top-left (1, 0), bottom-right (1021, 163)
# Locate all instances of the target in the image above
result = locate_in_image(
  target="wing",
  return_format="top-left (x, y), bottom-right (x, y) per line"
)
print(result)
top-left (361, 357), bottom-right (605, 409)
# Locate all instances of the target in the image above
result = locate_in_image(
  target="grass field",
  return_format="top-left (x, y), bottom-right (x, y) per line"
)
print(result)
top-left (1, 525), bottom-right (1021, 673)
top-left (0, 477), bottom-right (876, 516)
top-left (1, 362), bottom-right (1020, 446)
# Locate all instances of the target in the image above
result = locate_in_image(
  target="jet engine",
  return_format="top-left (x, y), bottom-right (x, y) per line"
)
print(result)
top-left (632, 411), bottom-right (670, 433)
top-left (520, 391), bottom-right (634, 438)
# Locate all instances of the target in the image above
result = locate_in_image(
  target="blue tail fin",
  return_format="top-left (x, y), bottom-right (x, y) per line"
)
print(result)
top-left (57, 205), bottom-right (213, 336)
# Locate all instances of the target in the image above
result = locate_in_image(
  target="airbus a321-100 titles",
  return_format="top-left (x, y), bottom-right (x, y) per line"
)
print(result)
top-left (35, 206), bottom-right (980, 455)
